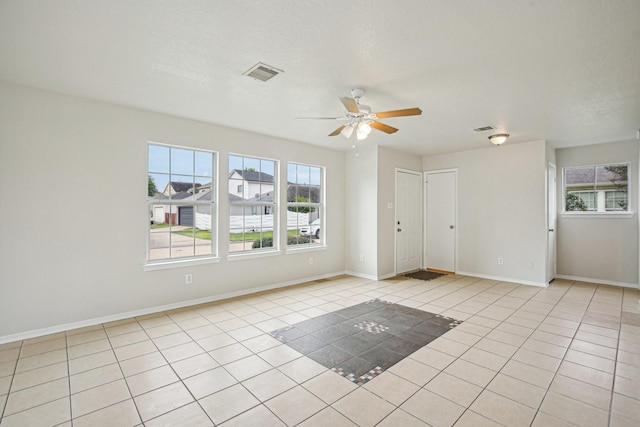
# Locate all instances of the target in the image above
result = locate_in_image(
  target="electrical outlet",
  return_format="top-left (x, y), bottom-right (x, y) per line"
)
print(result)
top-left (497, 257), bottom-right (504, 265)
top-left (359, 255), bottom-right (364, 263)
top-left (309, 257), bottom-right (313, 265)
top-left (185, 273), bottom-right (193, 284)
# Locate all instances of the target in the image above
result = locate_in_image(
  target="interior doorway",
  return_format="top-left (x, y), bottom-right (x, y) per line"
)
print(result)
top-left (547, 162), bottom-right (557, 283)
top-left (424, 169), bottom-right (457, 273)
top-left (396, 169), bottom-right (423, 274)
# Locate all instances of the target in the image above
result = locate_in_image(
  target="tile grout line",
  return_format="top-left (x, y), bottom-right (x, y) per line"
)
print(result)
top-left (528, 282), bottom-right (620, 425)
top-left (126, 315), bottom-right (215, 426)
top-left (65, 331), bottom-right (73, 427)
top-left (441, 278), bottom-right (555, 426)
top-left (0, 276), bottom-right (637, 427)
top-left (0, 340), bottom-right (23, 423)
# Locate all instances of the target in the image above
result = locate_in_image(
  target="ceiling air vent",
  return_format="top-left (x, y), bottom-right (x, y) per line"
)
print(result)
top-left (473, 125), bottom-right (496, 132)
top-left (243, 63), bottom-right (283, 82)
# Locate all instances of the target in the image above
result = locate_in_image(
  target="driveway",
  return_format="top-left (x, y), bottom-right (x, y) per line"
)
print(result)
top-left (149, 226), bottom-right (212, 259)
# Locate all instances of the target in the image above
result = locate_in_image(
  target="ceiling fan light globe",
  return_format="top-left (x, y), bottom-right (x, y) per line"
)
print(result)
top-left (341, 124), bottom-right (354, 138)
top-left (358, 121), bottom-right (372, 134)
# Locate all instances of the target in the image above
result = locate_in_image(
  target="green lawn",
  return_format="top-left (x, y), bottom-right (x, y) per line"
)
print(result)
top-left (173, 228), bottom-right (212, 240)
top-left (173, 228), bottom-right (299, 241)
top-left (150, 223), bottom-right (170, 229)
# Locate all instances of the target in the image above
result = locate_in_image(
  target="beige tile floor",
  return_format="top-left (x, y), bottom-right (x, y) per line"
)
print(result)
top-left (1, 274), bottom-right (639, 426)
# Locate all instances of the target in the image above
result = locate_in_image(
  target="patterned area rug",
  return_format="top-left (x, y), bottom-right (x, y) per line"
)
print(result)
top-left (270, 299), bottom-right (461, 385)
top-left (403, 270), bottom-right (446, 281)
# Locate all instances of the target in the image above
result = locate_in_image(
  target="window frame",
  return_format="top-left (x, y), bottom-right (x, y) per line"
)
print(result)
top-left (286, 162), bottom-right (325, 249)
top-left (228, 154), bottom-right (279, 256)
top-left (562, 162), bottom-right (632, 217)
top-left (146, 142), bottom-right (218, 266)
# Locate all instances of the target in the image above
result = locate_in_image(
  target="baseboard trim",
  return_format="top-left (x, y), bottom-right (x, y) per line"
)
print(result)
top-left (344, 271), bottom-right (378, 281)
top-left (456, 271), bottom-right (548, 288)
top-left (0, 271), bottom-right (346, 345)
top-left (554, 275), bottom-right (639, 289)
top-left (344, 271), bottom-right (397, 281)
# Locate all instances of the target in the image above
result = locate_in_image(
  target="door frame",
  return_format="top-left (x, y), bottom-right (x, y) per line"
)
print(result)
top-left (423, 168), bottom-right (458, 273)
top-left (546, 161), bottom-right (557, 284)
top-left (395, 168), bottom-right (423, 275)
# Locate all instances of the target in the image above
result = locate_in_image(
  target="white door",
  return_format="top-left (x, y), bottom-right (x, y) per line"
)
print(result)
top-left (425, 170), bottom-right (456, 272)
top-left (396, 170), bottom-right (422, 274)
top-left (547, 162), bottom-right (557, 283)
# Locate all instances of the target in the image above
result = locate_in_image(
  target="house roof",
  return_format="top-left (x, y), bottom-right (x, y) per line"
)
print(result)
top-left (150, 188), bottom-right (235, 204)
top-left (2, 2), bottom-right (638, 156)
top-left (565, 167), bottom-right (627, 186)
top-left (287, 184), bottom-right (320, 203)
top-left (242, 184), bottom-right (321, 203)
top-left (231, 169), bottom-right (274, 183)
top-left (169, 182), bottom-right (202, 193)
top-left (246, 192), bottom-right (274, 203)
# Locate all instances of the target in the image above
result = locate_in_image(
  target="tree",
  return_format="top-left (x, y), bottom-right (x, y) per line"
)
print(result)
top-left (148, 176), bottom-right (158, 196)
top-left (565, 192), bottom-right (587, 211)
top-left (605, 165), bottom-right (628, 210)
top-left (287, 196), bottom-right (316, 214)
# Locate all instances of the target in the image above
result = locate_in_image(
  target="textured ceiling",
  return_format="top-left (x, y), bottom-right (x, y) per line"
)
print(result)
top-left (1, 0), bottom-right (639, 155)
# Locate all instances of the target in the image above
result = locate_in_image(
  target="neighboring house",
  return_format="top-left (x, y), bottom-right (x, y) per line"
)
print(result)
top-left (162, 181), bottom-right (203, 196)
top-left (287, 184), bottom-right (321, 223)
top-left (565, 166), bottom-right (628, 211)
top-left (228, 193), bottom-right (245, 216)
top-left (228, 169), bottom-right (274, 200)
top-left (150, 190), bottom-right (213, 227)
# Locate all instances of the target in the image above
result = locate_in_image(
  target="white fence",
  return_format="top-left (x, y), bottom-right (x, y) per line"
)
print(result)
top-left (228, 211), bottom-right (309, 232)
top-left (155, 206), bottom-right (310, 233)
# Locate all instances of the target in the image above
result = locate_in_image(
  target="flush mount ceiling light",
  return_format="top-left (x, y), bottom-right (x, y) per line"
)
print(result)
top-left (488, 133), bottom-right (509, 146)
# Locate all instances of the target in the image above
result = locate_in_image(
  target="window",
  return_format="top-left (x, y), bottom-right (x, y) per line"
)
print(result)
top-left (287, 162), bottom-right (323, 246)
top-left (570, 191), bottom-right (596, 211)
top-left (228, 155), bottom-right (277, 253)
top-left (148, 143), bottom-right (216, 261)
top-left (605, 191), bottom-right (627, 211)
top-left (564, 163), bottom-right (629, 212)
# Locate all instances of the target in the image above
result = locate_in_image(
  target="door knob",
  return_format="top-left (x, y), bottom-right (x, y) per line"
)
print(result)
top-left (449, 225), bottom-right (454, 229)
top-left (549, 229), bottom-right (554, 232)
top-left (397, 228), bottom-right (402, 232)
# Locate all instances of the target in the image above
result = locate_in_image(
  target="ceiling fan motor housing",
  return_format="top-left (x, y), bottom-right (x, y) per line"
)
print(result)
top-left (351, 88), bottom-right (365, 99)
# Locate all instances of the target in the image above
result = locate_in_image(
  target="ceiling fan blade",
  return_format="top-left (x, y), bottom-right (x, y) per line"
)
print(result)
top-left (375, 108), bottom-right (422, 119)
top-left (296, 117), bottom-right (344, 120)
top-left (340, 97), bottom-right (360, 113)
top-left (370, 121), bottom-right (399, 134)
top-left (329, 125), bottom-right (346, 136)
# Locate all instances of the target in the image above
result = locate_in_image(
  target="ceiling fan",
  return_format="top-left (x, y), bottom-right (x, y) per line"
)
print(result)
top-left (299, 88), bottom-right (422, 140)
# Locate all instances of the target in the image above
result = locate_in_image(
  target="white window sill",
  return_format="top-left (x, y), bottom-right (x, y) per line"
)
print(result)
top-left (561, 212), bottom-right (636, 219)
top-left (227, 250), bottom-right (282, 261)
top-left (285, 245), bottom-right (327, 255)
top-left (144, 256), bottom-right (221, 271)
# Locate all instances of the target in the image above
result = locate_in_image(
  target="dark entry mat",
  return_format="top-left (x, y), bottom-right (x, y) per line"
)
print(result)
top-left (269, 299), bottom-right (461, 385)
top-left (403, 270), bottom-right (446, 281)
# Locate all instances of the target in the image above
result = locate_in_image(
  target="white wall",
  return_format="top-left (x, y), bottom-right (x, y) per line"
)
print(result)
top-left (423, 140), bottom-right (548, 286)
top-left (0, 82), bottom-right (346, 339)
top-left (555, 140), bottom-right (639, 287)
top-left (344, 145), bottom-right (378, 279)
top-left (377, 147), bottom-right (423, 278)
